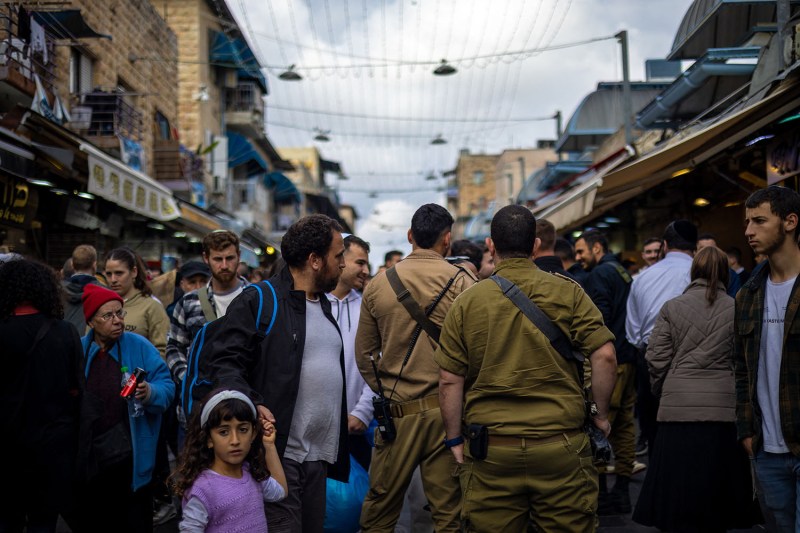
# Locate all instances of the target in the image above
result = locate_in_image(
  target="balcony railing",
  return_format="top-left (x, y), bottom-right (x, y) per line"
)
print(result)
top-left (0, 6), bottom-right (57, 99)
top-left (226, 82), bottom-right (264, 115)
top-left (71, 90), bottom-right (143, 141)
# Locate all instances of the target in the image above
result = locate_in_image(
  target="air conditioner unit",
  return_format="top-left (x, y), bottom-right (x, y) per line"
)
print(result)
top-left (222, 69), bottom-right (238, 89)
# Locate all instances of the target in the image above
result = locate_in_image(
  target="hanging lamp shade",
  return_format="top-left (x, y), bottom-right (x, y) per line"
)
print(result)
top-left (433, 59), bottom-right (457, 76)
top-left (279, 65), bottom-right (302, 81)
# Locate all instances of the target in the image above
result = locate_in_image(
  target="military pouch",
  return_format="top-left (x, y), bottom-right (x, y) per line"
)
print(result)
top-left (467, 423), bottom-right (488, 460)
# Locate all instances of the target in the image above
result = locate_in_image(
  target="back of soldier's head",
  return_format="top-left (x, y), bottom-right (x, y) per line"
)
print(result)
top-left (410, 204), bottom-right (453, 249)
top-left (491, 205), bottom-right (536, 259)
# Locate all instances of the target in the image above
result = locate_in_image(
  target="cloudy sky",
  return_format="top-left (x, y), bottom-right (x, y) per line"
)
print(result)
top-left (229, 0), bottom-right (695, 267)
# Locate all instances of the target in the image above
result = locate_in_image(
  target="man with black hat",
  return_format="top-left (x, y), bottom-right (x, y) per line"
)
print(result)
top-left (626, 219), bottom-right (697, 455)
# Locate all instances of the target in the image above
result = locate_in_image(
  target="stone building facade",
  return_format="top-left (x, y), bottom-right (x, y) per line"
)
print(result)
top-left (55, 0), bottom-right (179, 179)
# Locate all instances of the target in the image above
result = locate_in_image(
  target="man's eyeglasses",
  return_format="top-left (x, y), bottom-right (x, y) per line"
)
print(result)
top-left (97, 309), bottom-right (127, 322)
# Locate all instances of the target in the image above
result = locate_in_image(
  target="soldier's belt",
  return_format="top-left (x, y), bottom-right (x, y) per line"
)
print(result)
top-left (389, 394), bottom-right (440, 418)
top-left (487, 428), bottom-right (583, 447)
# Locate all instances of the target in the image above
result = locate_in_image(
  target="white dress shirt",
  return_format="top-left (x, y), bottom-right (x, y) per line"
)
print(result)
top-left (626, 251), bottom-right (693, 348)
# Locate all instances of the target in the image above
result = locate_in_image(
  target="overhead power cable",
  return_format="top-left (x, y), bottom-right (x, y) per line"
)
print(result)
top-left (269, 104), bottom-right (559, 123)
top-left (264, 34), bottom-right (616, 72)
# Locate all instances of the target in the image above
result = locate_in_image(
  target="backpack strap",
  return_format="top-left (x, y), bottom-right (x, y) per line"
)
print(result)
top-left (251, 280), bottom-right (278, 337)
top-left (197, 286), bottom-right (217, 323)
top-left (386, 266), bottom-right (442, 343)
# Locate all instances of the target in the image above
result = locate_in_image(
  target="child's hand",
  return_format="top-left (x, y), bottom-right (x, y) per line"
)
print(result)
top-left (262, 420), bottom-right (276, 446)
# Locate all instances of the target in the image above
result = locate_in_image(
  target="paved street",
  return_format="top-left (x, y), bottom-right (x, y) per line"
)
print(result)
top-left (54, 457), bottom-right (767, 532)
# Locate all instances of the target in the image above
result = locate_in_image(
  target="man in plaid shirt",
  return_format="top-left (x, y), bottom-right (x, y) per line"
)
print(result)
top-left (735, 186), bottom-right (800, 532)
top-left (166, 230), bottom-right (248, 388)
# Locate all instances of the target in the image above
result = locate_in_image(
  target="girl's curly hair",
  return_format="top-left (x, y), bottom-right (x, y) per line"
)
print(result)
top-left (169, 390), bottom-right (270, 499)
top-left (0, 259), bottom-right (64, 320)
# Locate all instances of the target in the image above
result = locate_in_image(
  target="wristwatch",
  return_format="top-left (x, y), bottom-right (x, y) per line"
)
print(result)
top-left (443, 435), bottom-right (464, 449)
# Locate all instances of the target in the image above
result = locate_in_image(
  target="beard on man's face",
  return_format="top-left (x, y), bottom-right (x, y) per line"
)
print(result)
top-left (316, 264), bottom-right (341, 294)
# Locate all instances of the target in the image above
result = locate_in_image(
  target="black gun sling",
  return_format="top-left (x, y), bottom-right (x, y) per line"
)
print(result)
top-left (386, 266), bottom-right (442, 343)
top-left (490, 274), bottom-right (585, 381)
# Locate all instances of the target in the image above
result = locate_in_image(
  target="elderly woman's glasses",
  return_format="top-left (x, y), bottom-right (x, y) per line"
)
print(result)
top-left (97, 309), bottom-right (127, 322)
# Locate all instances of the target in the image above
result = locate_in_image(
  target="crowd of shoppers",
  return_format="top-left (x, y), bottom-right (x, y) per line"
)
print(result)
top-left (2, 184), bottom-right (799, 532)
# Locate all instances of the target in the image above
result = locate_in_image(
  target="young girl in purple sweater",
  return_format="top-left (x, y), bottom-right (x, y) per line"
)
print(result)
top-left (171, 389), bottom-right (288, 532)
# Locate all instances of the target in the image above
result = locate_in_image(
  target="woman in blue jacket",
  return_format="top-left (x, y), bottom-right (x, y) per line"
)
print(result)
top-left (69, 284), bottom-right (174, 533)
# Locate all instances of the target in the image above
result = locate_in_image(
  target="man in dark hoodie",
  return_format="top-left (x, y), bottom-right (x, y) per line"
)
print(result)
top-left (62, 244), bottom-right (101, 334)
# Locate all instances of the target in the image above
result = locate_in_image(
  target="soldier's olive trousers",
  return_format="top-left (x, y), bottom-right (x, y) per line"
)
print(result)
top-left (459, 431), bottom-right (599, 532)
top-left (607, 362), bottom-right (637, 478)
top-left (360, 406), bottom-right (461, 532)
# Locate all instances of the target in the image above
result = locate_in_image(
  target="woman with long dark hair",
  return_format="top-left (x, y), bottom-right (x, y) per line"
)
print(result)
top-left (104, 247), bottom-right (169, 358)
top-left (633, 246), bottom-right (761, 531)
top-left (0, 259), bottom-right (84, 532)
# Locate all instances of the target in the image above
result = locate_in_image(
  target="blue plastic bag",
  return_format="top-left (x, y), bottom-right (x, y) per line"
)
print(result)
top-left (324, 454), bottom-right (370, 533)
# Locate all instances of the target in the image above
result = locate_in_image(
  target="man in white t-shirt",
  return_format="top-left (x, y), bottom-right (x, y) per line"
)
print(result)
top-left (735, 186), bottom-right (800, 532)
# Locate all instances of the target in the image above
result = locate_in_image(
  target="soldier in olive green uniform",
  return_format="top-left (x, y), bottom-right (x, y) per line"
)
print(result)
top-left (356, 204), bottom-right (476, 532)
top-left (435, 205), bottom-right (617, 532)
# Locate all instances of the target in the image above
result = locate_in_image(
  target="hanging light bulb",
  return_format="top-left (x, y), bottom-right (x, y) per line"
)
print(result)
top-left (430, 134), bottom-right (447, 145)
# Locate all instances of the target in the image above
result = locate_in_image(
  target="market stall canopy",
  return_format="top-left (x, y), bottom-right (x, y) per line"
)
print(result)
top-left (81, 143), bottom-right (179, 222)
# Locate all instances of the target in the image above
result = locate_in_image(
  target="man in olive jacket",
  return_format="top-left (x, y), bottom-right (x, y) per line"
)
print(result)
top-left (356, 203), bottom-right (476, 532)
top-left (436, 205), bottom-right (616, 531)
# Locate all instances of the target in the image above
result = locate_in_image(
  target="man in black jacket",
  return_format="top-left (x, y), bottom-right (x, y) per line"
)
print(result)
top-left (575, 229), bottom-right (638, 515)
top-left (207, 214), bottom-right (349, 533)
top-left (533, 218), bottom-right (576, 280)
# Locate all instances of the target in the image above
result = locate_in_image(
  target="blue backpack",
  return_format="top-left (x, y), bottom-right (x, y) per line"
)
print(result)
top-left (180, 281), bottom-right (278, 420)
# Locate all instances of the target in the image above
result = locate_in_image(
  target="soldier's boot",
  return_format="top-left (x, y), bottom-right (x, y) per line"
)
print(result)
top-left (610, 475), bottom-right (631, 514)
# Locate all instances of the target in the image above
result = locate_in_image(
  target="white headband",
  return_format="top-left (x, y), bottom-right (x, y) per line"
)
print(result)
top-left (200, 390), bottom-right (257, 428)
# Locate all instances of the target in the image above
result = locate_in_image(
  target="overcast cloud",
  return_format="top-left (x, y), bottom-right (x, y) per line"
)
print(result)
top-left (229, 0), bottom-right (695, 267)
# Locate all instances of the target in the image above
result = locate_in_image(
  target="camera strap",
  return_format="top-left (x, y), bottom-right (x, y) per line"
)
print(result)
top-left (491, 274), bottom-right (585, 386)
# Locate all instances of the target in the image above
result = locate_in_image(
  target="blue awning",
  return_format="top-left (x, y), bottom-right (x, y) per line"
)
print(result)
top-left (264, 172), bottom-right (301, 204)
top-left (210, 31), bottom-right (268, 93)
top-left (32, 10), bottom-right (112, 40)
top-left (227, 132), bottom-right (267, 176)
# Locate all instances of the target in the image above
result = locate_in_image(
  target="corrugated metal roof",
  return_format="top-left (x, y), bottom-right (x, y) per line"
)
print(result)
top-left (555, 82), bottom-right (669, 153)
top-left (669, 0), bottom-right (790, 60)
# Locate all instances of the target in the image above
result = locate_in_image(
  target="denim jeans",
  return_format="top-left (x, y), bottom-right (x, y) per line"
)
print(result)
top-left (753, 449), bottom-right (800, 532)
